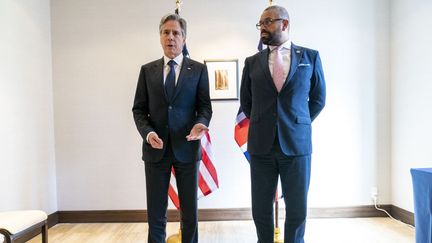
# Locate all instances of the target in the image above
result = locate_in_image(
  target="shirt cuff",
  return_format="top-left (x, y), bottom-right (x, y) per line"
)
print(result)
top-left (146, 131), bottom-right (156, 143)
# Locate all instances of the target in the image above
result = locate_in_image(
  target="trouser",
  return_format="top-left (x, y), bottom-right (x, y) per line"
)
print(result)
top-left (250, 139), bottom-right (311, 243)
top-left (144, 141), bottom-right (199, 243)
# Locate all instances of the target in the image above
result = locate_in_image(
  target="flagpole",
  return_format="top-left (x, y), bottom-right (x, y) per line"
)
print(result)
top-left (274, 193), bottom-right (283, 243)
top-left (175, 0), bottom-right (181, 14)
top-left (166, 2), bottom-right (183, 242)
top-left (268, 1), bottom-right (282, 240)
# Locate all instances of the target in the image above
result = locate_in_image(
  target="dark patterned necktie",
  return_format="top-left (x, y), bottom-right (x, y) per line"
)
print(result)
top-left (165, 60), bottom-right (176, 100)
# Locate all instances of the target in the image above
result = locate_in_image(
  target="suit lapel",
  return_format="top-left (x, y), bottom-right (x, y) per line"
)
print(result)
top-left (171, 57), bottom-right (192, 102)
top-left (287, 43), bottom-right (302, 82)
top-left (258, 48), bottom-right (278, 92)
top-left (150, 58), bottom-right (167, 100)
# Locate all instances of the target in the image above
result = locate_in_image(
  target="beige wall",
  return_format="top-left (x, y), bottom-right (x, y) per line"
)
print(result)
top-left (391, 0), bottom-right (432, 211)
top-left (0, 0), bottom-right (57, 213)
top-left (51, 0), bottom-right (392, 210)
top-left (3, 0), bottom-right (429, 215)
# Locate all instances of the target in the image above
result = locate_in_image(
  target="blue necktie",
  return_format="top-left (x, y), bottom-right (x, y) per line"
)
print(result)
top-left (165, 60), bottom-right (176, 100)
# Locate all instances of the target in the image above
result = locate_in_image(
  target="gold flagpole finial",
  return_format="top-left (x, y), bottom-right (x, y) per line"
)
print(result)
top-left (175, 0), bottom-right (182, 13)
top-left (269, 0), bottom-right (273, 6)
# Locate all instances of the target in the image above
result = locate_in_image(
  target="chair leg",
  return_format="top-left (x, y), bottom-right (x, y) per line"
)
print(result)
top-left (4, 234), bottom-right (12, 243)
top-left (1, 230), bottom-right (13, 243)
top-left (41, 221), bottom-right (48, 243)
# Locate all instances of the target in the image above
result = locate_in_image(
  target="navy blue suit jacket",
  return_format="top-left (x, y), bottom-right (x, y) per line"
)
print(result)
top-left (133, 57), bottom-right (212, 163)
top-left (240, 43), bottom-right (326, 156)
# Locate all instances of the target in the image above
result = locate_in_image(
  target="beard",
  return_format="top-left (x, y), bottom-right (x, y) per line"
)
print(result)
top-left (261, 30), bottom-right (282, 46)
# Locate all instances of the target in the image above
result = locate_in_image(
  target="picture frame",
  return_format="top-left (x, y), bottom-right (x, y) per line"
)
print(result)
top-left (204, 59), bottom-right (239, 100)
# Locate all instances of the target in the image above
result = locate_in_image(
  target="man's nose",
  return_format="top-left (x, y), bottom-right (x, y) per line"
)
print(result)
top-left (167, 32), bottom-right (174, 39)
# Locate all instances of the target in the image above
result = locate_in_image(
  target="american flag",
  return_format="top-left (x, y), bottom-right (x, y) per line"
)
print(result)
top-left (166, 15), bottom-right (219, 209)
top-left (168, 132), bottom-right (219, 209)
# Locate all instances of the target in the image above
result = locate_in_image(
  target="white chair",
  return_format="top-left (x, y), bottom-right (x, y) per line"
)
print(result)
top-left (0, 210), bottom-right (48, 243)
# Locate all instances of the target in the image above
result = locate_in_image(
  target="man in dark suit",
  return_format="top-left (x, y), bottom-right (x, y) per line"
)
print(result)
top-left (240, 5), bottom-right (326, 243)
top-left (132, 13), bottom-right (212, 243)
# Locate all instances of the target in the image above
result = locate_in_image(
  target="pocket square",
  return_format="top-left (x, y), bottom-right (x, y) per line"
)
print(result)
top-left (298, 63), bottom-right (310, 67)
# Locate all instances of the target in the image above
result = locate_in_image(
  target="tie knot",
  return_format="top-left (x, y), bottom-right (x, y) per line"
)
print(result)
top-left (273, 45), bottom-right (283, 52)
top-left (168, 60), bottom-right (176, 68)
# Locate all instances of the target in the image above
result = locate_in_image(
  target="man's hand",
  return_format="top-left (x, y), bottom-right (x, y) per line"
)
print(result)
top-left (148, 132), bottom-right (163, 149)
top-left (186, 123), bottom-right (209, 141)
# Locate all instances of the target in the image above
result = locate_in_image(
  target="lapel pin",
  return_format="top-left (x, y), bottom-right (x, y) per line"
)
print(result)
top-left (296, 50), bottom-right (301, 54)
top-left (187, 67), bottom-right (191, 70)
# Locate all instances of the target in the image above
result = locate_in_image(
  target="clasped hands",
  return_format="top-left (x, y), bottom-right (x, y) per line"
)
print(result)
top-left (147, 123), bottom-right (209, 149)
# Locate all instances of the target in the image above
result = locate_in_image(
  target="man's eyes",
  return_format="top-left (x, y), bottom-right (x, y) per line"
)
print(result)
top-left (163, 31), bottom-right (181, 36)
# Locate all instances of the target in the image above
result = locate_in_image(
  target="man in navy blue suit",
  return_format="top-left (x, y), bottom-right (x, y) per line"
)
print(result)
top-left (132, 13), bottom-right (212, 243)
top-left (240, 5), bottom-right (326, 243)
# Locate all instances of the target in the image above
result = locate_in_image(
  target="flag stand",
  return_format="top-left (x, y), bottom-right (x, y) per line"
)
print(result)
top-left (167, 228), bottom-right (182, 243)
top-left (167, 209), bottom-right (182, 243)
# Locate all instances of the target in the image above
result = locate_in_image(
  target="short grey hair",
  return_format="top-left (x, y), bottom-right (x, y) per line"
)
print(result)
top-left (264, 5), bottom-right (290, 26)
top-left (159, 13), bottom-right (187, 37)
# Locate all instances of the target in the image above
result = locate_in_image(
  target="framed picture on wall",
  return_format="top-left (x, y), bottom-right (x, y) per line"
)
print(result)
top-left (204, 59), bottom-right (239, 100)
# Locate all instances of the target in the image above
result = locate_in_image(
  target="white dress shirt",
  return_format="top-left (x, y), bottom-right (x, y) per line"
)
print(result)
top-left (268, 40), bottom-right (291, 84)
top-left (163, 54), bottom-right (183, 85)
top-left (146, 54), bottom-right (184, 143)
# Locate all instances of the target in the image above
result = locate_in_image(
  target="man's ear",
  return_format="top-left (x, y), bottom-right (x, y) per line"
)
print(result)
top-left (282, 19), bottom-right (289, 31)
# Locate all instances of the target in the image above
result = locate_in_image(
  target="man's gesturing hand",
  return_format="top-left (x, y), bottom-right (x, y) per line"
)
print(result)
top-left (186, 123), bottom-right (209, 141)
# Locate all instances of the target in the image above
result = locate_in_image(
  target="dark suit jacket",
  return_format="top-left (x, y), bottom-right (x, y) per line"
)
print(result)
top-left (133, 57), bottom-right (212, 163)
top-left (240, 43), bottom-right (326, 156)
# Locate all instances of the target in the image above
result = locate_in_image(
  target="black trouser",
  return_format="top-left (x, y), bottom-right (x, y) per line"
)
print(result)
top-left (145, 141), bottom-right (199, 243)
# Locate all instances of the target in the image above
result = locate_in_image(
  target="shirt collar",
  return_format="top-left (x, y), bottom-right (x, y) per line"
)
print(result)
top-left (164, 54), bottom-right (184, 66)
top-left (269, 39), bottom-right (292, 51)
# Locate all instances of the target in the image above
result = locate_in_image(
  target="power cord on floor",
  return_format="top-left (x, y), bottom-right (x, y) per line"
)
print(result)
top-left (373, 196), bottom-right (415, 229)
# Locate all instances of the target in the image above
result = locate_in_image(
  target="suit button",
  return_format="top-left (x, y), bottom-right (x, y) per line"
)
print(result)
top-left (168, 106), bottom-right (172, 110)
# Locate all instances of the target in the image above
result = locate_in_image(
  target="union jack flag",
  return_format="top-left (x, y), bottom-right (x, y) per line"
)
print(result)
top-left (234, 38), bottom-right (263, 163)
top-left (234, 39), bottom-right (282, 201)
top-left (234, 109), bottom-right (250, 162)
top-left (168, 132), bottom-right (219, 209)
